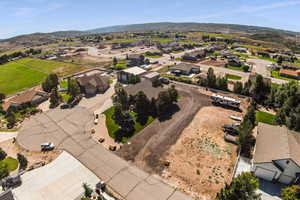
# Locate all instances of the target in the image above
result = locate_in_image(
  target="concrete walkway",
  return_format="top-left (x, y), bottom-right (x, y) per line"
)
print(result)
top-left (17, 107), bottom-right (192, 200)
top-left (0, 132), bottom-right (18, 143)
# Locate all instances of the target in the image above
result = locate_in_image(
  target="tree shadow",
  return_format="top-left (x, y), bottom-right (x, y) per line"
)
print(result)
top-left (212, 102), bottom-right (242, 113)
top-left (158, 104), bottom-right (180, 122)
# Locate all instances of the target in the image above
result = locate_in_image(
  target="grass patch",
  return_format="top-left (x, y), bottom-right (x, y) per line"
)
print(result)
top-left (0, 62), bottom-right (47, 95)
top-left (60, 92), bottom-right (71, 103)
top-left (239, 54), bottom-right (250, 59)
top-left (225, 74), bottom-right (242, 80)
top-left (60, 80), bottom-right (68, 89)
top-left (271, 70), bottom-right (298, 82)
top-left (256, 111), bottom-right (278, 125)
top-left (104, 106), bottom-right (156, 142)
top-left (144, 54), bottom-right (162, 58)
top-left (0, 157), bottom-right (19, 172)
top-left (227, 65), bottom-right (244, 71)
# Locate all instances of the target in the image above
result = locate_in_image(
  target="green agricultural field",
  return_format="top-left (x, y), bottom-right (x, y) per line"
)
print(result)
top-left (256, 111), bottom-right (278, 125)
top-left (0, 157), bottom-right (19, 172)
top-left (0, 62), bottom-right (47, 95)
top-left (0, 58), bottom-right (84, 95)
top-left (104, 106), bottom-right (156, 142)
top-left (225, 74), bottom-right (242, 80)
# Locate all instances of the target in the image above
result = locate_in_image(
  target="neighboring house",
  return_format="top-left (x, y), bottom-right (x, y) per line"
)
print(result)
top-left (127, 54), bottom-right (145, 67)
top-left (279, 69), bottom-right (300, 80)
top-left (117, 67), bottom-right (146, 83)
top-left (235, 47), bottom-right (247, 53)
top-left (228, 58), bottom-right (242, 67)
top-left (2, 90), bottom-right (48, 112)
top-left (182, 50), bottom-right (206, 62)
top-left (257, 51), bottom-right (270, 58)
top-left (125, 79), bottom-right (165, 99)
top-left (144, 72), bottom-right (160, 81)
top-left (252, 123), bottom-right (300, 184)
top-left (170, 63), bottom-right (200, 75)
top-left (76, 73), bottom-right (110, 96)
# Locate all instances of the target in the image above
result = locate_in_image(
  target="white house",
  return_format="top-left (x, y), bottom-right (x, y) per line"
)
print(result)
top-left (252, 123), bottom-right (300, 184)
top-left (117, 67), bottom-right (146, 83)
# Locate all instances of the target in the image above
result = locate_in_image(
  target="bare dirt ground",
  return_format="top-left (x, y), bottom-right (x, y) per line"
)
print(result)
top-left (162, 106), bottom-right (244, 200)
top-left (200, 59), bottom-right (227, 67)
top-left (116, 83), bottom-right (249, 199)
top-left (0, 139), bottom-right (61, 170)
top-left (116, 83), bottom-right (211, 173)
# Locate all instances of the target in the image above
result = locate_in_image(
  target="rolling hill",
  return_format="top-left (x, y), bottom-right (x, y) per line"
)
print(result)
top-left (87, 22), bottom-right (300, 36)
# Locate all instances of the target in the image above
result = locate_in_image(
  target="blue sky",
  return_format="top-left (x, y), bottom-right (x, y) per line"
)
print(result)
top-left (1, 0), bottom-right (300, 39)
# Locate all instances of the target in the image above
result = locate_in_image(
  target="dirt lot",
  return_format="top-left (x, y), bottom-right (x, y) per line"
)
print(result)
top-left (200, 59), bottom-right (227, 67)
top-left (116, 83), bottom-right (249, 199)
top-left (116, 83), bottom-right (211, 173)
top-left (0, 139), bottom-right (61, 170)
top-left (162, 106), bottom-right (245, 200)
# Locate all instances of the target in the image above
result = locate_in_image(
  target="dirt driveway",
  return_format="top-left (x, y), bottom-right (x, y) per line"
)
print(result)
top-left (116, 83), bottom-right (211, 173)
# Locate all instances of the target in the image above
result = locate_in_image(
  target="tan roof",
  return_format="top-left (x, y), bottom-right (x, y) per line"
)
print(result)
top-left (279, 69), bottom-right (300, 77)
top-left (2, 90), bottom-right (39, 111)
top-left (254, 123), bottom-right (300, 166)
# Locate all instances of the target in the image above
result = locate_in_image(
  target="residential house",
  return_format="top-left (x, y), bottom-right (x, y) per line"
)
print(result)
top-left (235, 47), bottom-right (247, 53)
top-left (126, 54), bottom-right (145, 67)
top-left (228, 58), bottom-right (242, 67)
top-left (117, 67), bottom-right (146, 83)
top-left (252, 123), bottom-right (300, 184)
top-left (170, 63), bottom-right (200, 76)
top-left (279, 69), bottom-right (300, 80)
top-left (76, 73), bottom-right (110, 96)
top-left (144, 72), bottom-right (160, 81)
top-left (182, 50), bottom-right (206, 62)
top-left (125, 79), bottom-right (165, 99)
top-left (2, 90), bottom-right (48, 112)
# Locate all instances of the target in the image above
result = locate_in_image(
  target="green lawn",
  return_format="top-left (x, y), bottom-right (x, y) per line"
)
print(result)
top-left (15, 58), bottom-right (78, 74)
top-left (256, 111), bottom-right (278, 125)
top-left (0, 62), bottom-right (47, 95)
top-left (104, 107), bottom-right (156, 142)
top-left (239, 54), bottom-right (250, 59)
top-left (227, 65), bottom-right (244, 71)
top-left (0, 58), bottom-right (81, 95)
top-left (271, 70), bottom-right (298, 82)
top-left (60, 80), bottom-right (68, 89)
top-left (225, 74), bottom-right (242, 80)
top-left (144, 54), bottom-right (162, 58)
top-left (60, 92), bottom-right (71, 103)
top-left (0, 157), bottom-right (19, 172)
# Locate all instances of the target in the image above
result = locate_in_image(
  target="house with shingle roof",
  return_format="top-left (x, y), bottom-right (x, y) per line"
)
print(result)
top-left (76, 73), bottom-right (110, 96)
top-left (2, 90), bottom-right (48, 112)
top-left (252, 123), bottom-right (300, 184)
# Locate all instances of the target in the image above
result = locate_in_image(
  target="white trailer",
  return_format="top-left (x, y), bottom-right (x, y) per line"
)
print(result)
top-left (211, 94), bottom-right (241, 109)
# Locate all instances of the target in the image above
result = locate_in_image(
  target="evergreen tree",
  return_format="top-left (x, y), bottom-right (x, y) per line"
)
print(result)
top-left (68, 78), bottom-right (80, 99)
top-left (50, 88), bottom-right (62, 108)
top-left (0, 162), bottom-right (9, 180)
top-left (82, 183), bottom-right (93, 198)
top-left (0, 148), bottom-right (7, 161)
top-left (112, 84), bottom-right (128, 110)
top-left (17, 153), bottom-right (28, 170)
top-left (217, 172), bottom-right (260, 200)
top-left (233, 82), bottom-right (243, 94)
top-left (207, 68), bottom-right (216, 88)
top-left (42, 74), bottom-right (59, 93)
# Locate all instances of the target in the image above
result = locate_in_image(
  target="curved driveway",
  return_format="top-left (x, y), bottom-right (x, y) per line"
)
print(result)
top-left (17, 107), bottom-right (192, 200)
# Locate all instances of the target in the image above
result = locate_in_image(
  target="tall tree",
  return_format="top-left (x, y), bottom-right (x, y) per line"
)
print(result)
top-left (207, 68), bottom-right (216, 88)
top-left (0, 93), bottom-right (5, 102)
top-left (68, 78), bottom-right (80, 99)
top-left (113, 104), bottom-right (135, 133)
top-left (134, 91), bottom-right (150, 116)
top-left (113, 57), bottom-right (118, 66)
top-left (0, 163), bottom-right (9, 180)
top-left (82, 183), bottom-right (93, 198)
top-left (234, 82), bottom-right (243, 94)
top-left (217, 172), bottom-right (260, 200)
top-left (49, 88), bottom-right (62, 108)
top-left (42, 74), bottom-right (59, 93)
top-left (168, 85), bottom-right (178, 103)
top-left (112, 83), bottom-right (128, 110)
top-left (17, 153), bottom-right (28, 170)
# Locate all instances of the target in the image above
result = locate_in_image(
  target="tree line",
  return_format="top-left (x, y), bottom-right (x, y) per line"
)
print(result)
top-left (0, 48), bottom-right (41, 65)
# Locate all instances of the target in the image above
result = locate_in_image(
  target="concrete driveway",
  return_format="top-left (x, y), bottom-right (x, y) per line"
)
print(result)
top-left (17, 107), bottom-right (192, 200)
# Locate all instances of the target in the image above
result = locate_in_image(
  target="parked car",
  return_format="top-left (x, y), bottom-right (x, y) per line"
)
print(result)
top-left (41, 142), bottom-right (55, 151)
top-left (229, 115), bottom-right (242, 121)
top-left (60, 104), bottom-right (70, 109)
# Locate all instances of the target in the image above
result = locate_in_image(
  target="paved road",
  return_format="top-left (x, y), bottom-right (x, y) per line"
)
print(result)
top-left (17, 107), bottom-right (192, 200)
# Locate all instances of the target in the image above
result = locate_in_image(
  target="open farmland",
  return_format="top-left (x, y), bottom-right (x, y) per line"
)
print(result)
top-left (0, 58), bottom-right (87, 95)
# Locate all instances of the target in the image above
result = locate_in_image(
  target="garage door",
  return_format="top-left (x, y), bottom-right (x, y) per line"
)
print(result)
top-left (254, 167), bottom-right (277, 181)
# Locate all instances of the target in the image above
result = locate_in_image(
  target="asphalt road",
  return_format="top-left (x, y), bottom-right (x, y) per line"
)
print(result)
top-left (17, 107), bottom-right (192, 200)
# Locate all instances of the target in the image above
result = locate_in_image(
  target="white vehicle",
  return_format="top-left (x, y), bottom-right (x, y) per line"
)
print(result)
top-left (94, 114), bottom-right (99, 125)
top-left (211, 94), bottom-right (241, 109)
top-left (230, 115), bottom-right (242, 121)
top-left (41, 142), bottom-right (55, 151)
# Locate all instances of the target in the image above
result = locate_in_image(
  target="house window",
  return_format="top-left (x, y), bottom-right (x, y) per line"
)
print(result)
top-left (286, 160), bottom-right (290, 165)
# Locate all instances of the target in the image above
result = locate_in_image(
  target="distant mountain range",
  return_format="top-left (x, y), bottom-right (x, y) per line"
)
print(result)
top-left (1, 22), bottom-right (299, 47)
top-left (87, 22), bottom-right (300, 36)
